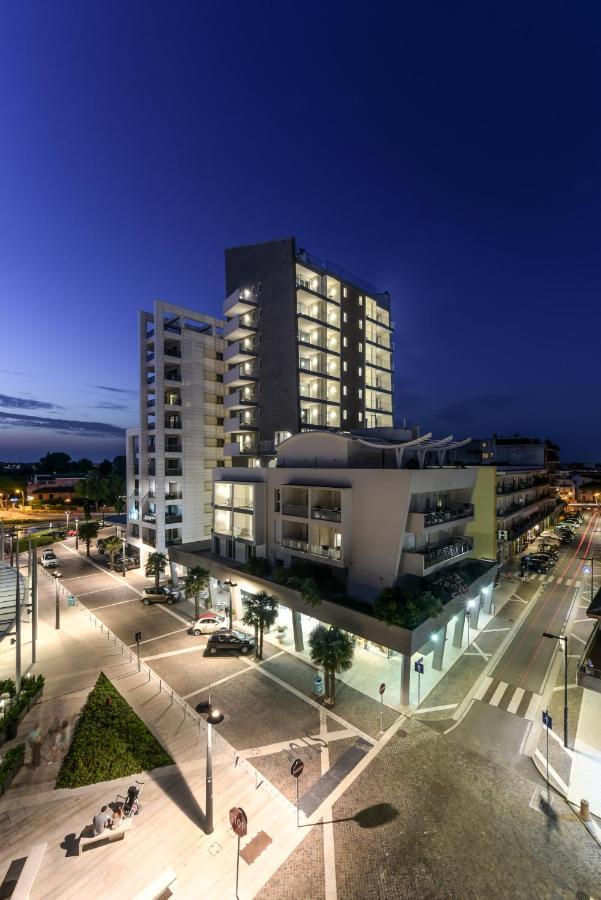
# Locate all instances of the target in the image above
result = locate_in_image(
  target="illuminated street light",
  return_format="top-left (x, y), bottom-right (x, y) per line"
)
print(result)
top-left (196, 704), bottom-right (225, 834)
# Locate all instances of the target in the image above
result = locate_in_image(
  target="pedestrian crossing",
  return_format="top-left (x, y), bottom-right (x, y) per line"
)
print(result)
top-left (521, 572), bottom-right (579, 587)
top-left (474, 676), bottom-right (541, 720)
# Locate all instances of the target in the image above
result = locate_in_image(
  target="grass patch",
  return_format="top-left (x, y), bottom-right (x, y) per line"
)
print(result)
top-left (56, 673), bottom-right (173, 788)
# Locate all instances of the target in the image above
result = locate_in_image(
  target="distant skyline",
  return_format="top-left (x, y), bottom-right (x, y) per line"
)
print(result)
top-left (1, 2), bottom-right (600, 462)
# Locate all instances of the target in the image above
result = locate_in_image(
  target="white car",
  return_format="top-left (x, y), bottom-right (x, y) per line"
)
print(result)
top-left (190, 612), bottom-right (226, 636)
top-left (41, 553), bottom-right (59, 568)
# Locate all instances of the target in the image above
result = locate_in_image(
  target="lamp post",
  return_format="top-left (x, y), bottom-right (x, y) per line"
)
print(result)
top-left (14, 527), bottom-right (21, 693)
top-left (582, 557), bottom-right (596, 605)
top-left (53, 571), bottom-right (62, 630)
top-left (101, 504), bottom-right (106, 527)
top-left (122, 536), bottom-right (127, 577)
top-left (542, 631), bottom-right (568, 747)
top-left (196, 704), bottom-right (225, 834)
top-left (75, 518), bottom-right (79, 550)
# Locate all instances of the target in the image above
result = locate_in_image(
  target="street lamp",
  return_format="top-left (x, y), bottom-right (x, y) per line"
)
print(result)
top-left (75, 518), bottom-right (79, 550)
top-left (122, 536), bottom-right (127, 577)
top-left (542, 631), bottom-right (568, 747)
top-left (196, 704), bottom-right (225, 835)
top-left (101, 504), bottom-right (106, 527)
top-left (52, 570), bottom-right (63, 630)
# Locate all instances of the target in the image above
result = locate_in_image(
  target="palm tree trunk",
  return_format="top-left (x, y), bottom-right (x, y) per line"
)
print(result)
top-left (86, 539), bottom-right (90, 558)
top-left (254, 625), bottom-right (259, 658)
top-left (330, 672), bottom-right (336, 704)
top-left (259, 623), bottom-right (263, 659)
top-left (195, 592), bottom-right (200, 619)
top-left (155, 569), bottom-right (160, 592)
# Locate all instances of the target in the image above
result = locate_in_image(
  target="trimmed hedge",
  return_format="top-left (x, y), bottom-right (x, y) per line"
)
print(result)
top-left (0, 744), bottom-right (25, 793)
top-left (0, 675), bottom-right (45, 744)
top-left (56, 673), bottom-right (173, 788)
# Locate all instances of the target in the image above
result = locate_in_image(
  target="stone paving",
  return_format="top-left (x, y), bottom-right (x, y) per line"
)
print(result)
top-left (262, 718), bottom-right (601, 899)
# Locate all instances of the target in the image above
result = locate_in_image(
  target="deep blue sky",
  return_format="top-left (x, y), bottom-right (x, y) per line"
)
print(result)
top-left (1, 1), bottom-right (600, 462)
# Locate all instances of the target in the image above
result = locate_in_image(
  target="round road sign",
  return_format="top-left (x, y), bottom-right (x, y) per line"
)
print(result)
top-left (290, 758), bottom-right (304, 778)
top-left (379, 683), bottom-right (386, 695)
top-left (229, 806), bottom-right (248, 837)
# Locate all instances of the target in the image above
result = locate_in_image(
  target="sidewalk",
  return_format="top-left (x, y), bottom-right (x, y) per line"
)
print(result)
top-left (0, 567), bottom-right (314, 899)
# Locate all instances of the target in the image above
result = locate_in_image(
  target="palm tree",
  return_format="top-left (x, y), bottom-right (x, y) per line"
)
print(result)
top-left (77, 520), bottom-right (100, 557)
top-left (103, 535), bottom-right (122, 570)
top-left (308, 625), bottom-right (355, 707)
top-left (184, 566), bottom-right (210, 618)
top-left (145, 551), bottom-right (168, 592)
top-left (242, 591), bottom-right (278, 659)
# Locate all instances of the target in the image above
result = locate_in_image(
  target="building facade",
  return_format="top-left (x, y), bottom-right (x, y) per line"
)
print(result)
top-left (126, 301), bottom-right (226, 559)
top-left (222, 238), bottom-right (394, 464)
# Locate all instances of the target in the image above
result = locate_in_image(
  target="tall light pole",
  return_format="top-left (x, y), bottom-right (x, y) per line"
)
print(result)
top-left (53, 571), bottom-right (62, 630)
top-left (122, 536), bottom-right (127, 577)
top-left (197, 704), bottom-right (224, 834)
top-left (14, 527), bottom-right (21, 693)
top-left (31, 547), bottom-right (38, 664)
top-left (75, 518), bottom-right (79, 550)
top-left (542, 631), bottom-right (568, 747)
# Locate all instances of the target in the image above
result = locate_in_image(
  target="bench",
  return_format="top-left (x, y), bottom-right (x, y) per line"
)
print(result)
top-left (79, 817), bottom-right (132, 854)
top-left (11, 842), bottom-right (47, 900)
top-left (133, 868), bottom-right (177, 900)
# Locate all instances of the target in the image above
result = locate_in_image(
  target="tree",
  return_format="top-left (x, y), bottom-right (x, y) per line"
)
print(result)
top-left (38, 452), bottom-right (72, 474)
top-left (242, 591), bottom-right (279, 659)
top-left (184, 566), bottom-right (210, 618)
top-left (145, 552), bottom-right (168, 592)
top-left (77, 521), bottom-right (100, 557)
top-left (103, 535), bottom-right (122, 570)
top-left (98, 459), bottom-right (113, 477)
top-left (308, 625), bottom-right (355, 706)
top-left (74, 458), bottom-right (95, 473)
top-left (374, 586), bottom-right (443, 629)
top-left (112, 455), bottom-right (126, 478)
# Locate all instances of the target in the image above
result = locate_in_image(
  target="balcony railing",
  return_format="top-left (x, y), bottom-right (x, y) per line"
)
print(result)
top-left (282, 537), bottom-right (341, 561)
top-left (165, 467), bottom-right (183, 477)
top-left (164, 514), bottom-right (183, 524)
top-left (165, 492), bottom-right (183, 500)
top-left (416, 504), bottom-right (474, 527)
top-left (142, 514), bottom-right (156, 524)
top-left (282, 503), bottom-right (308, 517)
top-left (233, 526), bottom-right (253, 540)
top-left (166, 537), bottom-right (182, 546)
top-left (164, 346), bottom-right (182, 358)
top-left (164, 372), bottom-right (181, 383)
top-left (311, 507), bottom-right (341, 522)
top-left (419, 537), bottom-right (474, 569)
top-left (147, 398), bottom-right (155, 408)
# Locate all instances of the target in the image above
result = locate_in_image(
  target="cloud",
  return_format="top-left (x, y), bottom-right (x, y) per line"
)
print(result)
top-left (94, 401), bottom-right (130, 410)
top-left (93, 385), bottom-right (137, 396)
top-left (0, 410), bottom-right (125, 438)
top-left (0, 393), bottom-right (63, 411)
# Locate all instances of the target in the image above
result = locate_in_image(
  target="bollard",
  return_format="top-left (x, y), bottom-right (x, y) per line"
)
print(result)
top-left (148, 669), bottom-right (151, 683)
top-left (121, 642), bottom-right (124, 655)
top-left (171, 689), bottom-right (174, 707)
top-left (580, 799), bottom-right (591, 822)
top-left (107, 629), bottom-right (110, 641)
top-left (100, 624), bottom-right (103, 634)
top-left (129, 650), bottom-right (132, 663)
top-left (114, 635), bottom-right (117, 645)
top-left (159, 679), bottom-right (162, 693)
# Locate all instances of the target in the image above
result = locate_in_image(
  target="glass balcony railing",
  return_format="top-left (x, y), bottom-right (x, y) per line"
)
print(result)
top-left (282, 503), bottom-right (308, 517)
top-left (420, 538), bottom-right (474, 569)
top-left (410, 504), bottom-right (474, 527)
top-left (282, 537), bottom-right (341, 560)
top-left (311, 507), bottom-right (341, 522)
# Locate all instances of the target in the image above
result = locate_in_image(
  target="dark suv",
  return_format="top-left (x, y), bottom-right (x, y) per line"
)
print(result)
top-left (204, 629), bottom-right (255, 656)
top-left (141, 586), bottom-right (183, 605)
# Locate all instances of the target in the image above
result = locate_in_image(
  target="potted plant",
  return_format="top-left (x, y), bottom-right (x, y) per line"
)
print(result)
top-left (275, 624), bottom-right (288, 643)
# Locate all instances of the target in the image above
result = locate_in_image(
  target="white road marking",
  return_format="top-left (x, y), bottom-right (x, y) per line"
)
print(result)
top-left (489, 682), bottom-right (508, 707)
top-left (507, 687), bottom-right (525, 715)
top-left (75, 587), bottom-right (129, 598)
top-left (237, 728), bottom-right (358, 760)
top-left (474, 676), bottom-right (492, 701)
top-left (181, 651), bottom-right (285, 700)
top-left (471, 641), bottom-right (489, 661)
top-left (93, 598), bottom-right (137, 610)
top-left (534, 748), bottom-right (569, 793)
top-left (413, 703), bottom-right (458, 714)
top-left (525, 692), bottom-right (542, 721)
top-left (570, 633), bottom-right (587, 644)
top-left (142, 645), bottom-right (206, 662)
top-left (556, 577), bottom-right (564, 585)
top-left (574, 618), bottom-right (591, 623)
top-left (574, 580), bottom-right (582, 588)
top-left (512, 597), bottom-right (528, 605)
top-left (553, 683), bottom-right (578, 691)
top-left (128, 626), bottom-right (189, 647)
top-left (482, 627), bottom-right (510, 633)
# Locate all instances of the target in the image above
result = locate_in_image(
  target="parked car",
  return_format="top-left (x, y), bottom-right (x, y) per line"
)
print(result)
top-left (189, 612), bottom-right (227, 636)
top-left (115, 555), bottom-right (138, 570)
top-left (41, 553), bottom-right (60, 569)
top-left (535, 542), bottom-right (559, 557)
top-left (528, 552), bottom-right (556, 567)
top-left (204, 629), bottom-right (255, 656)
top-left (141, 586), bottom-right (183, 605)
top-left (67, 529), bottom-right (77, 537)
top-left (521, 555), bottom-right (552, 574)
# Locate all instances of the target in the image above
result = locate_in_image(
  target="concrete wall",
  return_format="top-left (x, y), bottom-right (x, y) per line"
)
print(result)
top-left (466, 466), bottom-right (497, 562)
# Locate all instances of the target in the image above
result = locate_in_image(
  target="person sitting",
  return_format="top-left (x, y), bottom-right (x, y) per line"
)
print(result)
top-left (111, 806), bottom-right (124, 829)
top-left (92, 806), bottom-right (111, 835)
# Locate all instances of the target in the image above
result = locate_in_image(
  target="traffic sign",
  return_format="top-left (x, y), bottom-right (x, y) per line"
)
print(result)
top-left (134, 631), bottom-right (142, 643)
top-left (414, 658), bottom-right (424, 675)
top-left (379, 683), bottom-right (386, 695)
top-left (229, 806), bottom-right (248, 837)
top-left (290, 758), bottom-right (304, 778)
top-left (542, 710), bottom-right (552, 730)
top-left (583, 565), bottom-right (592, 575)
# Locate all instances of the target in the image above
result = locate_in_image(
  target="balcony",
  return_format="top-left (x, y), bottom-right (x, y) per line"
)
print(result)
top-left (142, 514), bottom-right (156, 524)
top-left (224, 363), bottom-right (258, 388)
top-left (164, 344), bottom-right (181, 359)
top-left (223, 313), bottom-right (257, 342)
top-left (403, 537), bottom-right (474, 576)
top-left (166, 537), bottom-right (182, 547)
top-left (164, 514), bottom-right (183, 525)
top-left (165, 466), bottom-right (183, 477)
top-left (282, 537), bottom-right (342, 561)
top-left (282, 503), bottom-right (308, 518)
top-left (311, 506), bottom-right (341, 522)
top-left (147, 398), bottom-right (156, 408)
top-left (224, 440), bottom-right (257, 457)
top-left (164, 369), bottom-right (181, 384)
top-left (165, 492), bottom-right (183, 500)
top-left (407, 504), bottom-right (474, 534)
top-left (223, 287), bottom-right (258, 317)
top-left (224, 338), bottom-right (257, 365)
top-left (165, 415), bottom-right (182, 430)
top-left (233, 525), bottom-right (253, 540)
top-left (224, 389), bottom-right (257, 411)
top-left (297, 299), bottom-right (340, 330)
top-left (224, 415), bottom-right (257, 434)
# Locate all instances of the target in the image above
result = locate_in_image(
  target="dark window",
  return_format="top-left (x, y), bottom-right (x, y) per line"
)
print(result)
top-left (216, 352), bottom-right (223, 360)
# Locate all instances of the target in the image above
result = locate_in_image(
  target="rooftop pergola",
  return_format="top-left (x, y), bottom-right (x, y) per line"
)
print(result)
top-left (356, 432), bottom-right (471, 468)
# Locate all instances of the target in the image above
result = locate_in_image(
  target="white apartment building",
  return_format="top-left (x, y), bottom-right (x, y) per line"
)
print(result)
top-left (126, 301), bottom-right (226, 560)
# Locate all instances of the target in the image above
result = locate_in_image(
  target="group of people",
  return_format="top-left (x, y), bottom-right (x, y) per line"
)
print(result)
top-left (92, 804), bottom-right (124, 835)
top-left (26, 717), bottom-right (71, 768)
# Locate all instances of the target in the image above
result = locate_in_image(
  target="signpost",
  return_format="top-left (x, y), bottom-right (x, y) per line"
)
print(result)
top-left (379, 683), bottom-right (385, 733)
top-left (291, 758), bottom-right (304, 827)
top-left (465, 609), bottom-right (471, 644)
top-left (542, 710), bottom-right (552, 802)
top-left (414, 658), bottom-right (424, 706)
top-left (134, 631), bottom-right (142, 671)
top-left (229, 806), bottom-right (247, 899)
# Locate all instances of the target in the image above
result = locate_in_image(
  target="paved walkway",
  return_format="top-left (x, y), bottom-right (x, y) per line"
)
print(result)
top-left (0, 566), bottom-right (327, 899)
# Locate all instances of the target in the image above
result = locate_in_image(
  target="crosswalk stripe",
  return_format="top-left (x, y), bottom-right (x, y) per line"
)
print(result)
top-left (489, 682), bottom-right (508, 707)
top-left (507, 687), bottom-right (525, 714)
top-left (474, 676), bottom-right (493, 701)
top-left (525, 692), bottom-right (541, 721)
top-left (556, 576), bottom-right (563, 584)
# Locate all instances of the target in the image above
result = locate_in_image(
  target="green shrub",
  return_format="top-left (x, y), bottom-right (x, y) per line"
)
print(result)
top-left (0, 744), bottom-right (25, 788)
top-left (1, 675), bottom-right (45, 735)
top-left (56, 673), bottom-right (173, 788)
top-left (374, 587), bottom-right (443, 629)
top-left (241, 556), bottom-right (273, 577)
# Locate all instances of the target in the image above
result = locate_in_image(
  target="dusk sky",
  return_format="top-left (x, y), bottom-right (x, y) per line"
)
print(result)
top-left (1, 2), bottom-right (600, 462)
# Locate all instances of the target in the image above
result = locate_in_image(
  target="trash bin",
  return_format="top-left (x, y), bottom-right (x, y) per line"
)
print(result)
top-left (313, 674), bottom-right (324, 697)
top-left (67, 595), bottom-right (76, 608)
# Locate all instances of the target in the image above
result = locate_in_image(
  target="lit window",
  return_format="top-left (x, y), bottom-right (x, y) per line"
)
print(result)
top-left (343, 287), bottom-right (348, 298)
top-left (343, 361), bottom-right (348, 372)
top-left (358, 342), bottom-right (363, 352)
top-left (359, 319), bottom-right (363, 329)
top-left (343, 409), bottom-right (348, 419)
top-left (358, 366), bottom-right (363, 376)
top-left (359, 296), bottom-right (363, 306)
top-left (343, 311), bottom-right (347, 323)
top-left (358, 389), bottom-right (363, 399)
top-left (343, 336), bottom-right (348, 348)
top-left (358, 412), bottom-right (363, 422)
top-left (343, 386), bottom-right (347, 396)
